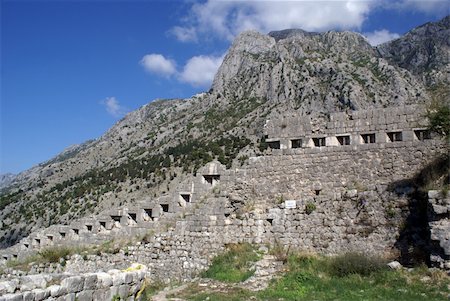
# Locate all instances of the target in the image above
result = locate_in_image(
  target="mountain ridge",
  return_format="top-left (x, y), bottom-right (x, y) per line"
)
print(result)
top-left (1, 15), bottom-right (448, 247)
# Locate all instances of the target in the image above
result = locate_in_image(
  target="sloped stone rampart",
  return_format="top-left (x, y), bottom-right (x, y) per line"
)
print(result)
top-left (1, 105), bottom-right (448, 281)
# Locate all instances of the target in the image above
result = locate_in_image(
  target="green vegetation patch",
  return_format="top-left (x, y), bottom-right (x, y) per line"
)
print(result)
top-left (38, 246), bottom-right (72, 263)
top-left (262, 253), bottom-right (448, 301)
top-left (201, 243), bottom-right (260, 283)
top-left (6, 246), bottom-right (76, 271)
top-left (167, 135), bottom-right (251, 170)
top-left (138, 279), bottom-right (166, 299)
top-left (172, 252), bottom-right (449, 301)
top-left (427, 99), bottom-right (450, 140)
top-left (328, 252), bottom-right (386, 277)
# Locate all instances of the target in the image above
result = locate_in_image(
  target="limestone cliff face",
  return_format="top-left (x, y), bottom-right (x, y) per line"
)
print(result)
top-left (211, 28), bottom-right (428, 114)
top-left (1, 16), bottom-right (448, 248)
top-left (376, 15), bottom-right (450, 88)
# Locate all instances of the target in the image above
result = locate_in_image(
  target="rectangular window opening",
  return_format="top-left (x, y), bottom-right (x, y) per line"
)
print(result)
top-left (72, 229), bottom-right (79, 235)
top-left (180, 194), bottom-right (191, 203)
top-left (387, 131), bottom-right (403, 142)
top-left (24, 243), bottom-right (29, 248)
top-left (60, 232), bottom-right (66, 238)
top-left (144, 209), bottom-right (153, 220)
top-left (111, 215), bottom-right (121, 222)
top-left (86, 225), bottom-right (93, 232)
top-left (47, 235), bottom-right (53, 241)
top-left (35, 238), bottom-right (41, 244)
top-left (267, 218), bottom-right (274, 225)
top-left (129, 213), bottom-right (137, 222)
top-left (99, 222), bottom-right (106, 228)
top-left (313, 137), bottom-right (326, 147)
top-left (361, 133), bottom-right (376, 144)
top-left (267, 141), bottom-right (281, 149)
top-left (337, 135), bottom-right (350, 145)
top-left (161, 204), bottom-right (169, 212)
top-left (291, 139), bottom-right (303, 149)
top-left (203, 175), bottom-right (220, 185)
top-left (414, 130), bottom-right (431, 141)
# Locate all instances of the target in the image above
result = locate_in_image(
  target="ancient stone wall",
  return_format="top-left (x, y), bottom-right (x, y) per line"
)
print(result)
top-left (0, 263), bottom-right (147, 301)
top-left (428, 190), bottom-right (450, 270)
top-left (264, 104), bottom-right (429, 149)
top-left (0, 105), bottom-right (447, 282)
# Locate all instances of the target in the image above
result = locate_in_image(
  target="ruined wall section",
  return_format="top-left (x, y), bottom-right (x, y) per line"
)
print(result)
top-left (1, 105), bottom-right (447, 281)
top-left (37, 139), bottom-right (445, 282)
top-left (428, 190), bottom-right (450, 270)
top-left (0, 264), bottom-right (147, 301)
top-left (264, 104), bottom-right (428, 149)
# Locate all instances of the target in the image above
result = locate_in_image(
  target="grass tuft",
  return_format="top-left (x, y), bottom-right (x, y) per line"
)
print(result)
top-left (38, 246), bottom-right (72, 263)
top-left (328, 252), bottom-right (387, 277)
top-left (201, 243), bottom-right (260, 283)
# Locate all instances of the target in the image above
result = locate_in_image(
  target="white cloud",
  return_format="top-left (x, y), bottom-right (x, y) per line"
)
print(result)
top-left (179, 54), bottom-right (225, 87)
top-left (364, 29), bottom-right (400, 46)
top-left (140, 54), bottom-right (177, 77)
top-left (101, 97), bottom-right (127, 117)
top-left (169, 26), bottom-right (198, 42)
top-left (171, 0), bottom-right (374, 42)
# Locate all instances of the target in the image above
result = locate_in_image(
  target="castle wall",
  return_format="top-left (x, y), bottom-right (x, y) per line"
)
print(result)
top-left (0, 264), bottom-right (147, 301)
top-left (428, 190), bottom-right (450, 270)
top-left (17, 138), bottom-right (443, 282)
top-left (1, 105), bottom-right (447, 282)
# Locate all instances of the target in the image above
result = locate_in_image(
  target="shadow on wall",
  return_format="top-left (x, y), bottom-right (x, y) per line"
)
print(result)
top-left (389, 154), bottom-right (449, 267)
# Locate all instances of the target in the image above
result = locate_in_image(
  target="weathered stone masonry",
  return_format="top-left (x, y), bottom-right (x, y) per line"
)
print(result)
top-left (0, 263), bottom-right (147, 301)
top-left (1, 105), bottom-right (448, 283)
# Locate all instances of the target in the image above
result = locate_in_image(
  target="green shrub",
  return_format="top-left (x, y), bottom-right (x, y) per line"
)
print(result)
top-left (269, 242), bottom-right (291, 263)
top-left (38, 246), bottom-right (72, 263)
top-left (138, 279), bottom-right (165, 299)
top-left (305, 202), bottom-right (316, 214)
top-left (427, 99), bottom-right (450, 139)
top-left (328, 252), bottom-right (386, 277)
top-left (201, 243), bottom-right (259, 283)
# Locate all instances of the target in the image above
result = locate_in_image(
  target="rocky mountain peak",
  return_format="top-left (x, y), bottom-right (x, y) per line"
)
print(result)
top-left (268, 28), bottom-right (319, 41)
top-left (1, 16), bottom-right (448, 248)
top-left (376, 15), bottom-right (450, 87)
top-left (212, 25), bottom-right (427, 114)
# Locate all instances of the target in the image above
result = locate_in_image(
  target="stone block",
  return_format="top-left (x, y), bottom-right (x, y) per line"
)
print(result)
top-left (61, 276), bottom-right (84, 293)
top-left (432, 204), bottom-right (448, 215)
top-left (20, 275), bottom-right (48, 291)
top-left (1, 293), bottom-right (23, 301)
top-left (0, 280), bottom-right (19, 294)
top-left (32, 288), bottom-right (50, 301)
top-left (96, 272), bottom-right (113, 288)
top-left (22, 292), bottom-right (35, 301)
top-left (93, 288), bottom-right (113, 301)
top-left (75, 290), bottom-right (94, 301)
top-left (428, 190), bottom-right (441, 199)
top-left (387, 261), bottom-right (402, 270)
top-left (48, 285), bottom-right (67, 297)
top-left (118, 284), bottom-right (131, 299)
top-left (83, 273), bottom-right (98, 290)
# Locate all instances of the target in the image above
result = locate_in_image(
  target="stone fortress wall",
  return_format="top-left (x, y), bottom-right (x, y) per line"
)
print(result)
top-left (0, 263), bottom-right (147, 301)
top-left (1, 105), bottom-right (448, 285)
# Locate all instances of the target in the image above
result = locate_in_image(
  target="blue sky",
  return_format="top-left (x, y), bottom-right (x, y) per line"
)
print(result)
top-left (1, 0), bottom-right (449, 174)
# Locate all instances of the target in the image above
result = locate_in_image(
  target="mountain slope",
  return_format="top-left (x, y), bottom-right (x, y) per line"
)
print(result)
top-left (376, 15), bottom-right (450, 88)
top-left (1, 15), bottom-right (449, 248)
